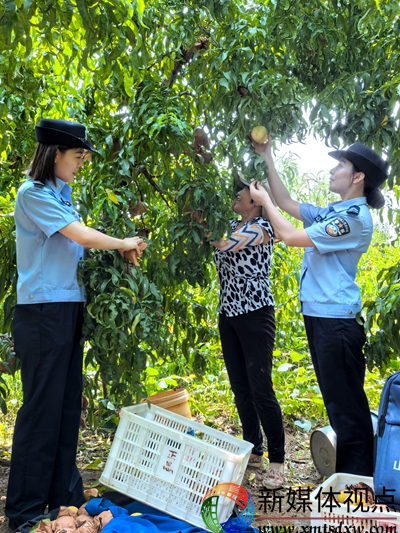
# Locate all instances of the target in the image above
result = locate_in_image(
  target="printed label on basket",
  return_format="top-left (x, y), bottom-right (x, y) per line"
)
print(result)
top-left (155, 438), bottom-right (184, 482)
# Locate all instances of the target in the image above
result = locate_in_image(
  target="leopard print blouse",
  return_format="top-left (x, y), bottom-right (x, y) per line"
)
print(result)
top-left (214, 217), bottom-right (274, 317)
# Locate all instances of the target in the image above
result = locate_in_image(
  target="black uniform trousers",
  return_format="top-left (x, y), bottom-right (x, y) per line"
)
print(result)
top-left (6, 302), bottom-right (86, 529)
top-left (304, 315), bottom-right (374, 476)
top-left (218, 305), bottom-right (285, 463)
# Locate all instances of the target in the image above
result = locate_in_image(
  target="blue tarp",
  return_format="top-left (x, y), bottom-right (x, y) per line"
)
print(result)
top-left (85, 497), bottom-right (258, 533)
top-left (15, 494), bottom-right (259, 533)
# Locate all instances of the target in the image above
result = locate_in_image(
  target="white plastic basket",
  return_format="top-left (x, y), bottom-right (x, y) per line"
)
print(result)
top-left (310, 472), bottom-right (400, 531)
top-left (100, 403), bottom-right (253, 528)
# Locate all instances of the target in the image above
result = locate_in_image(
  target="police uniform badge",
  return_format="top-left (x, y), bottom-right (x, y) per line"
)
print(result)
top-left (325, 217), bottom-right (350, 237)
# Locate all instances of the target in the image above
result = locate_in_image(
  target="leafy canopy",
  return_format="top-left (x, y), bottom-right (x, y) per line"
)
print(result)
top-left (1, 0), bottom-right (399, 407)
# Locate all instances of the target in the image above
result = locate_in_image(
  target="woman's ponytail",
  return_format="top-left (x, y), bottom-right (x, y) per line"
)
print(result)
top-left (365, 187), bottom-right (385, 209)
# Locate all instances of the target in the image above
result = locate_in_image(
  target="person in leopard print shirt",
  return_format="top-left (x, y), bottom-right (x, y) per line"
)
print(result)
top-left (212, 183), bottom-right (285, 489)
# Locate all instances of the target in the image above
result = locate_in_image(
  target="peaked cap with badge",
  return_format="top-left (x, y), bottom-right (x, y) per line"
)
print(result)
top-left (35, 119), bottom-right (98, 153)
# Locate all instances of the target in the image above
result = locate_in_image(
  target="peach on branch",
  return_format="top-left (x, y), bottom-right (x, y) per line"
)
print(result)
top-left (250, 126), bottom-right (268, 144)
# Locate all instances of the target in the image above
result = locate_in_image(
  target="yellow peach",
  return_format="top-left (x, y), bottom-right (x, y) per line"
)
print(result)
top-left (250, 126), bottom-right (268, 144)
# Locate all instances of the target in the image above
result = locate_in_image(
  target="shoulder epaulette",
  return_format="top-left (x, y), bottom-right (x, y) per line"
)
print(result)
top-left (346, 205), bottom-right (360, 216)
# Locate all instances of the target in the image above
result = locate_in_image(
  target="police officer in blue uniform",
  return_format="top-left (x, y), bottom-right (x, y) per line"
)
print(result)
top-left (6, 119), bottom-right (144, 529)
top-left (249, 138), bottom-right (388, 477)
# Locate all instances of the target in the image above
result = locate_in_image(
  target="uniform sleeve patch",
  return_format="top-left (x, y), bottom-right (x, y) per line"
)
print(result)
top-left (325, 217), bottom-right (350, 237)
top-left (347, 205), bottom-right (360, 216)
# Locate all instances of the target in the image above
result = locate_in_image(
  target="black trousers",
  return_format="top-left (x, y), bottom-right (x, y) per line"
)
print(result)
top-left (218, 306), bottom-right (285, 463)
top-left (304, 315), bottom-right (374, 476)
top-left (6, 302), bottom-right (86, 528)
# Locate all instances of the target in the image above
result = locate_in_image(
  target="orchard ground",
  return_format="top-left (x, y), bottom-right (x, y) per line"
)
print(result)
top-left (0, 418), bottom-right (323, 532)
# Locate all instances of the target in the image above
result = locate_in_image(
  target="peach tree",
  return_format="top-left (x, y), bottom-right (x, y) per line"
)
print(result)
top-left (0, 0), bottom-right (399, 409)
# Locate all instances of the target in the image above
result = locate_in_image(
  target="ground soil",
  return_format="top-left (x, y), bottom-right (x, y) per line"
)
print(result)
top-left (0, 420), bottom-right (324, 533)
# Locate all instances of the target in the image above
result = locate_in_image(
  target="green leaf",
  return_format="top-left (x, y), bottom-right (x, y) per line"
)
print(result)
top-left (75, 0), bottom-right (95, 32)
top-left (218, 78), bottom-right (231, 91)
top-left (145, 367), bottom-right (159, 376)
top-left (289, 351), bottom-right (306, 362)
top-left (1, 0), bottom-right (16, 23)
top-left (131, 312), bottom-right (141, 334)
top-left (136, 0), bottom-right (145, 19)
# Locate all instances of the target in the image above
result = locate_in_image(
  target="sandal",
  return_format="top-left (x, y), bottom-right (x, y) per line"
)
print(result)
top-left (246, 453), bottom-right (265, 470)
top-left (262, 467), bottom-right (285, 489)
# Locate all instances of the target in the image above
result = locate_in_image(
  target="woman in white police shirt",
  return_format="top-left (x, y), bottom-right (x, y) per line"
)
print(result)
top-left (249, 136), bottom-right (389, 477)
top-left (6, 119), bottom-right (144, 530)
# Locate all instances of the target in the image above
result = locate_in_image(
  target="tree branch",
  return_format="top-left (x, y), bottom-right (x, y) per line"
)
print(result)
top-left (136, 165), bottom-right (172, 211)
top-left (166, 37), bottom-right (209, 88)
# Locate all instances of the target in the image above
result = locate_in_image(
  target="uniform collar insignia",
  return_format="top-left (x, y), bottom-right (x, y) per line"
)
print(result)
top-left (346, 205), bottom-right (361, 216)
